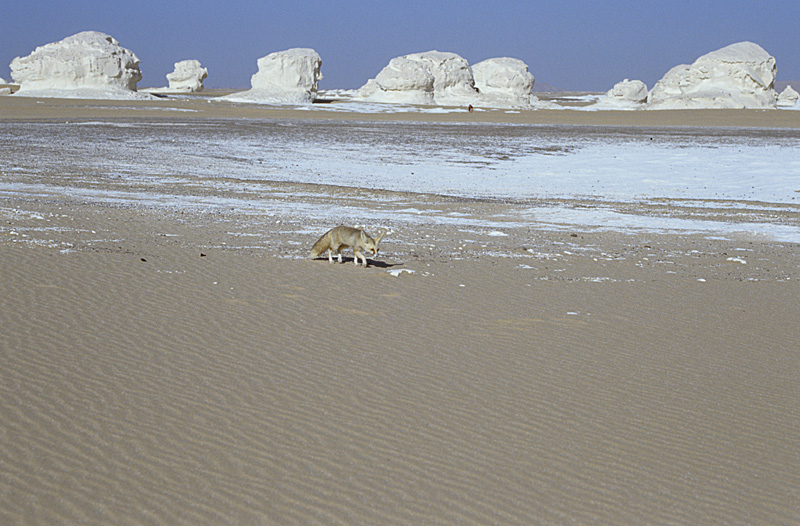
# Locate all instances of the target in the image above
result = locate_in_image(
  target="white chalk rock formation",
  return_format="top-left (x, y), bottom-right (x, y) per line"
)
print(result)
top-left (607, 79), bottom-right (648, 102)
top-left (10, 31), bottom-right (150, 99)
top-left (647, 41), bottom-right (778, 109)
top-left (222, 48), bottom-right (322, 104)
top-left (358, 57), bottom-right (435, 104)
top-left (166, 59), bottom-right (207, 92)
top-left (472, 57), bottom-right (535, 107)
top-left (405, 51), bottom-right (478, 104)
top-left (358, 51), bottom-right (556, 109)
top-left (777, 85), bottom-right (799, 107)
top-left (0, 77), bottom-right (7, 84)
top-left (357, 50), bottom-right (477, 106)
top-left (143, 59), bottom-right (208, 93)
top-left (594, 79), bottom-right (649, 109)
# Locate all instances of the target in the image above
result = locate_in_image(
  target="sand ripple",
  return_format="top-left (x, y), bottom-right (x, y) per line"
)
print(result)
top-left (1, 245), bottom-right (799, 524)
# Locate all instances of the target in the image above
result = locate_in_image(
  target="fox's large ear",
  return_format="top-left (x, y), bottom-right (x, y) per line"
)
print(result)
top-left (374, 231), bottom-right (385, 244)
top-left (360, 230), bottom-right (367, 241)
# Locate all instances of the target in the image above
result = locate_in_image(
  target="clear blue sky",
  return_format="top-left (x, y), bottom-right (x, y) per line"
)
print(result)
top-left (2, 1), bottom-right (798, 91)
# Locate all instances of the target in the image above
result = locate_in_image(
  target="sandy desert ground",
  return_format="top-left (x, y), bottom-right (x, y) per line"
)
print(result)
top-left (1, 95), bottom-right (799, 524)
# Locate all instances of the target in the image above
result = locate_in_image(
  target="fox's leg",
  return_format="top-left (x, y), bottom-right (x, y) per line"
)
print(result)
top-left (336, 247), bottom-right (343, 263)
top-left (327, 248), bottom-right (334, 264)
top-left (354, 250), bottom-right (366, 267)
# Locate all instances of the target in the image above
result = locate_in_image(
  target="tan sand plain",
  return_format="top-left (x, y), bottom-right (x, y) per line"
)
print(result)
top-left (3, 90), bottom-right (800, 128)
top-left (1, 96), bottom-right (800, 524)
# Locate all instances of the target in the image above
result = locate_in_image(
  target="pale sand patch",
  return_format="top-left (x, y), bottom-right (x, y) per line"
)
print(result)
top-left (3, 92), bottom-right (800, 128)
top-left (2, 98), bottom-right (799, 523)
top-left (1, 198), bottom-right (799, 524)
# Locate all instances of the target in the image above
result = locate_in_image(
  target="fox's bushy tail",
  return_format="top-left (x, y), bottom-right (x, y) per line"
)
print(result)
top-left (309, 230), bottom-right (331, 258)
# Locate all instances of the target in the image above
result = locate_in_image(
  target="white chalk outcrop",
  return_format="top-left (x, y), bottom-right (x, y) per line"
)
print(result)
top-left (9, 31), bottom-right (152, 99)
top-left (647, 41), bottom-right (778, 110)
top-left (143, 59), bottom-right (208, 93)
top-left (472, 57), bottom-right (536, 108)
top-left (357, 58), bottom-right (435, 105)
top-left (221, 48), bottom-right (322, 104)
top-left (357, 51), bottom-right (554, 109)
top-left (594, 79), bottom-right (648, 109)
top-left (777, 85), bottom-right (799, 107)
top-left (405, 51), bottom-right (479, 104)
top-left (167, 59), bottom-right (207, 92)
top-left (357, 50), bottom-right (477, 106)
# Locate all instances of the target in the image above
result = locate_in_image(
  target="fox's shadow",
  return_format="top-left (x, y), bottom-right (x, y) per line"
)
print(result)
top-left (310, 257), bottom-right (398, 269)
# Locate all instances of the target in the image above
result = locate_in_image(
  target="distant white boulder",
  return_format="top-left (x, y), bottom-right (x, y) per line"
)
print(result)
top-left (593, 79), bottom-right (649, 109)
top-left (648, 41), bottom-right (778, 109)
top-left (357, 50), bottom-right (477, 106)
top-left (357, 51), bottom-right (554, 108)
top-left (143, 59), bottom-right (208, 94)
top-left (405, 51), bottom-right (478, 104)
top-left (357, 57), bottom-right (435, 104)
top-left (221, 48), bottom-right (322, 104)
top-left (609, 79), bottom-right (649, 102)
top-left (472, 57), bottom-right (535, 107)
top-left (777, 85), bottom-right (799, 107)
top-left (10, 31), bottom-right (151, 99)
top-left (167, 59), bottom-right (207, 92)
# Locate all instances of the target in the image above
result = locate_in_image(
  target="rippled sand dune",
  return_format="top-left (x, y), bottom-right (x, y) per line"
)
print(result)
top-left (2, 208), bottom-right (800, 524)
top-left (2, 96), bottom-right (800, 524)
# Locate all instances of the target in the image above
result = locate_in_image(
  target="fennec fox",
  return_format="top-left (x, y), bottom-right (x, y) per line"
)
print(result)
top-left (310, 225), bottom-right (385, 267)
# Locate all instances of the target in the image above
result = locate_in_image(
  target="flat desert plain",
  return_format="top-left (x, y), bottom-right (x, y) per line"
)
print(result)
top-left (1, 94), bottom-right (799, 524)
